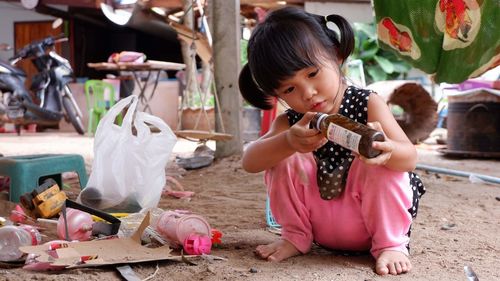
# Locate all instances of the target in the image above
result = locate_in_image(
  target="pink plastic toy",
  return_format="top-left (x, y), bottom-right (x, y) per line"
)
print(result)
top-left (154, 211), bottom-right (212, 255)
top-left (57, 208), bottom-right (93, 241)
top-left (183, 233), bottom-right (212, 255)
top-left (10, 204), bottom-right (27, 223)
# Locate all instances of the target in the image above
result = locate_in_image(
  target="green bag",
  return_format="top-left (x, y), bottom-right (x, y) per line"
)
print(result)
top-left (373, 0), bottom-right (499, 83)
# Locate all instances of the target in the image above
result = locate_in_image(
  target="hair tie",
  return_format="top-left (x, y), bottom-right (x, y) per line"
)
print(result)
top-left (324, 15), bottom-right (337, 32)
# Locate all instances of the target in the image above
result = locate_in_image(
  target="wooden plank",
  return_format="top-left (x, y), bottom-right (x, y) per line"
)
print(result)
top-left (87, 61), bottom-right (185, 71)
top-left (169, 21), bottom-right (212, 64)
top-left (144, 0), bottom-right (183, 8)
top-left (41, 0), bottom-right (100, 8)
top-left (174, 130), bottom-right (233, 141)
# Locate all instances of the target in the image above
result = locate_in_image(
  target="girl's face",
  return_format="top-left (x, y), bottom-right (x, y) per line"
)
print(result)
top-left (275, 60), bottom-right (345, 114)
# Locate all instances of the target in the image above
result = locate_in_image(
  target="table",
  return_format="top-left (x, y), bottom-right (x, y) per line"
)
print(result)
top-left (87, 60), bottom-right (185, 113)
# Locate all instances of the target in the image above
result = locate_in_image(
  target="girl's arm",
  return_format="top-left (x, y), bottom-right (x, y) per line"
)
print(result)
top-left (364, 93), bottom-right (417, 172)
top-left (242, 112), bottom-right (326, 173)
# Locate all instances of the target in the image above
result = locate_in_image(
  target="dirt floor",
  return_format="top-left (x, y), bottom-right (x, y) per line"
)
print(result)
top-left (0, 132), bottom-right (499, 281)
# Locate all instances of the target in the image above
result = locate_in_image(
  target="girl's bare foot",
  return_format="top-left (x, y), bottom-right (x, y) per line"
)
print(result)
top-left (255, 239), bottom-right (300, 262)
top-left (375, 250), bottom-right (412, 275)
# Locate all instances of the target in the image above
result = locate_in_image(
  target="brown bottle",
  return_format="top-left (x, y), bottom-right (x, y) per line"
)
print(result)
top-left (311, 113), bottom-right (385, 158)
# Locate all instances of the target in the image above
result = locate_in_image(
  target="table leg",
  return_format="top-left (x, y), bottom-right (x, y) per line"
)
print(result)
top-left (131, 71), bottom-right (151, 106)
top-left (143, 70), bottom-right (162, 113)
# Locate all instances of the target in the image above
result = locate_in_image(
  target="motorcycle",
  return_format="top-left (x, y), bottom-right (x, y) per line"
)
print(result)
top-left (0, 33), bottom-right (85, 135)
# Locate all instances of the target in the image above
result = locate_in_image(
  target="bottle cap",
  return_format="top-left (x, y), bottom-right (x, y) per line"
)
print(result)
top-left (312, 113), bottom-right (327, 130)
top-left (183, 234), bottom-right (212, 255)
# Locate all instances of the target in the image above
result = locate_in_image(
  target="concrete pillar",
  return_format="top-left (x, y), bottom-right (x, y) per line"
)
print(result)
top-left (209, 0), bottom-right (243, 158)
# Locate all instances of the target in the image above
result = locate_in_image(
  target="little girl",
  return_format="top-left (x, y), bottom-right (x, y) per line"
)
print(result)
top-left (238, 7), bottom-right (425, 276)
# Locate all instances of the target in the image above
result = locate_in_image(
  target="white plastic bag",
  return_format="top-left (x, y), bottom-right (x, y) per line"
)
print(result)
top-left (77, 95), bottom-right (177, 212)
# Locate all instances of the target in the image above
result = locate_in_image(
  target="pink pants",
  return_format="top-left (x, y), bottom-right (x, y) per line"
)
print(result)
top-left (265, 153), bottom-right (413, 258)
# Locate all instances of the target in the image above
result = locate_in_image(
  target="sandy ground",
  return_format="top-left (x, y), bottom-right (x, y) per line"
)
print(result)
top-left (0, 132), bottom-right (499, 281)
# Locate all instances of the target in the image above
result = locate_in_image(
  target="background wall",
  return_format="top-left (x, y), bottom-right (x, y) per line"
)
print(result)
top-left (305, 2), bottom-right (373, 23)
top-left (0, 2), bottom-right (58, 61)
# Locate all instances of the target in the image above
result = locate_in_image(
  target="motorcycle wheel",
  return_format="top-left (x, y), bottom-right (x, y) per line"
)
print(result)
top-left (62, 96), bottom-right (85, 135)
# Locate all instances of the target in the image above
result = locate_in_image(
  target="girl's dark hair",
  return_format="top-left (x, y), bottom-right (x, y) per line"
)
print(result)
top-left (238, 6), bottom-right (354, 110)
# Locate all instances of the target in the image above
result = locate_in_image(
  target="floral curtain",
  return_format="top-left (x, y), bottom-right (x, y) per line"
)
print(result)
top-left (373, 0), bottom-right (500, 83)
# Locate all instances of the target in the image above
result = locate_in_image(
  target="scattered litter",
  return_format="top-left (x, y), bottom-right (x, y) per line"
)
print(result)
top-left (142, 226), bottom-right (168, 246)
top-left (206, 265), bottom-right (216, 273)
top-left (56, 208), bottom-right (93, 241)
top-left (211, 229), bottom-right (223, 247)
top-left (175, 144), bottom-right (215, 170)
top-left (152, 210), bottom-right (212, 255)
top-left (20, 178), bottom-right (67, 219)
top-left (441, 223), bottom-right (456, 230)
top-left (469, 174), bottom-right (487, 185)
top-left (163, 176), bottom-right (194, 199)
top-left (20, 212), bottom-right (183, 270)
top-left (142, 263), bottom-right (160, 281)
top-left (36, 218), bottom-right (58, 225)
top-left (181, 251), bottom-right (197, 266)
top-left (0, 225), bottom-right (41, 262)
top-left (464, 265), bottom-right (479, 281)
top-left (116, 264), bottom-right (142, 281)
top-left (176, 155), bottom-right (214, 170)
top-left (200, 254), bottom-right (228, 262)
top-left (10, 205), bottom-right (27, 223)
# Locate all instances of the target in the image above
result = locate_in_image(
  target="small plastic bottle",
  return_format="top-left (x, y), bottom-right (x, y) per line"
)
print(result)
top-left (311, 113), bottom-right (385, 158)
top-left (0, 225), bottom-right (41, 261)
top-left (57, 208), bottom-right (93, 241)
top-left (154, 210), bottom-right (212, 255)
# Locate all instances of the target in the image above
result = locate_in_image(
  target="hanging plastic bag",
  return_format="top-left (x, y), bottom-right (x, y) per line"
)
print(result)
top-left (77, 95), bottom-right (177, 212)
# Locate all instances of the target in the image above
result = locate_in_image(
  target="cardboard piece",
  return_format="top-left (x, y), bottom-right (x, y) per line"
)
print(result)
top-left (20, 212), bottom-right (182, 268)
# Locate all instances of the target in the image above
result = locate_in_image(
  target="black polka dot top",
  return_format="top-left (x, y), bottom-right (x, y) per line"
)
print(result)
top-left (286, 85), bottom-right (426, 202)
top-left (286, 86), bottom-right (371, 200)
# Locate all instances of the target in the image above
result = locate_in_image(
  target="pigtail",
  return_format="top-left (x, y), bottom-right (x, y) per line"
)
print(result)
top-left (238, 64), bottom-right (275, 110)
top-left (324, 14), bottom-right (355, 63)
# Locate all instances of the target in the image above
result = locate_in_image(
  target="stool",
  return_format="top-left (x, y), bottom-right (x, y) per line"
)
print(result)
top-left (0, 154), bottom-right (88, 203)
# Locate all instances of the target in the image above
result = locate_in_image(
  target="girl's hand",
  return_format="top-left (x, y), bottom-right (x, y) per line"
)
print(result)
top-left (285, 112), bottom-right (327, 153)
top-left (358, 121), bottom-right (394, 166)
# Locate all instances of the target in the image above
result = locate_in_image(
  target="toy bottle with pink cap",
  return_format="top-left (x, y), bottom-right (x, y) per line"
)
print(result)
top-left (154, 210), bottom-right (212, 255)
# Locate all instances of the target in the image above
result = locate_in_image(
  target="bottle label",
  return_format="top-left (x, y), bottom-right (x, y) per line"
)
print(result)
top-left (327, 123), bottom-right (361, 153)
top-left (19, 225), bottom-right (41, 246)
